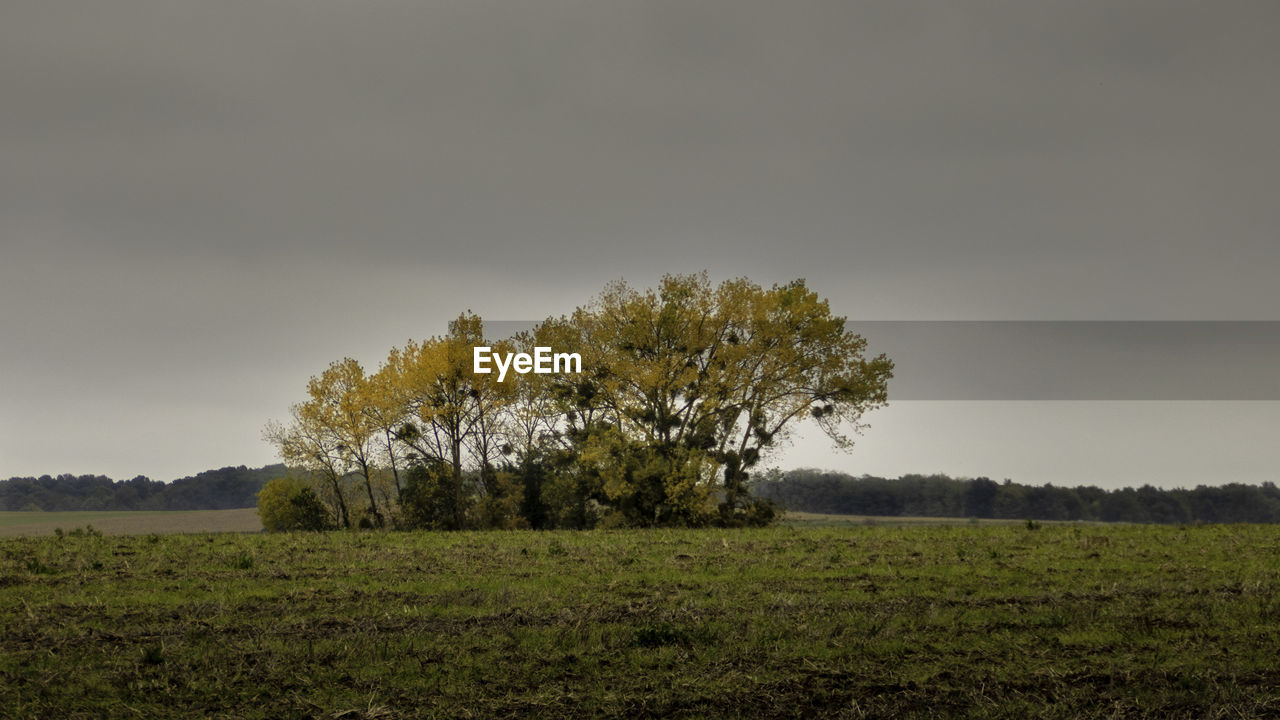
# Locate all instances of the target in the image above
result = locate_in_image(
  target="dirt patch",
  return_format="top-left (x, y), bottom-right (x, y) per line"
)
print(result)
top-left (0, 508), bottom-right (262, 536)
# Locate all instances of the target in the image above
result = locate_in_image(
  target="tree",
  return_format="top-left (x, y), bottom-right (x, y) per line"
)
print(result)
top-left (264, 358), bottom-right (397, 529)
top-left (707, 277), bottom-right (893, 521)
top-left (573, 424), bottom-right (719, 527)
top-left (365, 360), bottom-right (411, 504)
top-left (384, 313), bottom-right (517, 529)
top-left (537, 273), bottom-right (893, 525)
top-left (259, 273), bottom-right (892, 530)
top-left (304, 358), bottom-right (387, 528)
top-left (992, 481), bottom-right (1029, 519)
top-left (263, 410), bottom-right (353, 529)
top-left (964, 477), bottom-right (1000, 518)
top-left (399, 461), bottom-right (463, 530)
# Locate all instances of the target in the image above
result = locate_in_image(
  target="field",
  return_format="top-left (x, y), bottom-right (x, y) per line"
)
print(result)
top-left (3, 524), bottom-right (1279, 719)
top-left (0, 508), bottom-right (262, 537)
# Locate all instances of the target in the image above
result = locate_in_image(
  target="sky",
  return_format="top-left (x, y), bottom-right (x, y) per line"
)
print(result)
top-left (3, 1), bottom-right (1278, 487)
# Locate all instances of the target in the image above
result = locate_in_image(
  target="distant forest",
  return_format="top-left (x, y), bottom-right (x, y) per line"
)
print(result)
top-left (0, 465), bottom-right (285, 512)
top-left (754, 469), bottom-right (1280, 524)
top-left (6, 463), bottom-right (1280, 524)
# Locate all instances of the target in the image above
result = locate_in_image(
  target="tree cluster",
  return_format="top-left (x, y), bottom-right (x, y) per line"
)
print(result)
top-left (0, 465), bottom-right (285, 512)
top-left (263, 273), bottom-right (893, 531)
top-left (755, 469), bottom-right (1280, 524)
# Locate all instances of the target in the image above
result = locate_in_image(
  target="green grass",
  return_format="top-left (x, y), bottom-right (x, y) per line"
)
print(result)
top-left (3, 524), bottom-right (1279, 718)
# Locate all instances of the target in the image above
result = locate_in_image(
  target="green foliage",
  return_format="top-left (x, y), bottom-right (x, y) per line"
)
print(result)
top-left (574, 426), bottom-right (718, 528)
top-left (722, 494), bottom-right (777, 527)
top-left (399, 462), bottom-right (528, 531)
top-left (537, 465), bottom-right (605, 530)
top-left (399, 462), bottom-right (467, 530)
top-left (472, 470), bottom-right (527, 530)
top-left (256, 477), bottom-right (333, 532)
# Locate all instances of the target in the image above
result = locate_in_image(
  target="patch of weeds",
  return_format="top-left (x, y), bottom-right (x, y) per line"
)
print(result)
top-left (1025, 519), bottom-right (1042, 531)
top-left (632, 623), bottom-right (683, 648)
top-left (141, 643), bottom-right (166, 665)
top-left (229, 553), bottom-right (255, 570)
top-left (631, 622), bottom-right (716, 648)
top-left (547, 539), bottom-right (568, 557)
top-left (1042, 612), bottom-right (1070, 629)
top-left (24, 557), bottom-right (57, 575)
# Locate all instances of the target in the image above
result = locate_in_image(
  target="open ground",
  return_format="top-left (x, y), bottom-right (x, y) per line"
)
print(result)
top-left (3, 523), bottom-right (1279, 718)
top-left (0, 509), bottom-right (263, 537)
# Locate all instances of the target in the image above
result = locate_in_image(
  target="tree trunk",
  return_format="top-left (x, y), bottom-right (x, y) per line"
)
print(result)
top-left (328, 473), bottom-right (351, 528)
top-left (361, 464), bottom-right (383, 528)
top-left (386, 429), bottom-right (402, 501)
top-left (451, 436), bottom-right (464, 530)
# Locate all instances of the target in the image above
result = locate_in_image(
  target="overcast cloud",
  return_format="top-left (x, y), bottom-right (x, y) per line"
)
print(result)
top-left (2, 1), bottom-right (1278, 485)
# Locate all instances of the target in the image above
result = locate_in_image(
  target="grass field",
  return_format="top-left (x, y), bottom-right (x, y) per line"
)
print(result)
top-left (3, 523), bottom-right (1279, 718)
top-left (0, 508), bottom-right (262, 537)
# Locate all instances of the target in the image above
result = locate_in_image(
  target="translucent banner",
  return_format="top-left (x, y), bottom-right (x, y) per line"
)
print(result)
top-left (478, 321), bottom-right (1280, 400)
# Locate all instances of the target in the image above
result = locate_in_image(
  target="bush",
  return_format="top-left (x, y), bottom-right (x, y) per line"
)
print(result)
top-left (256, 477), bottom-right (333, 532)
top-left (400, 462), bottom-right (466, 530)
top-left (722, 495), bottom-right (778, 528)
top-left (473, 470), bottom-right (528, 530)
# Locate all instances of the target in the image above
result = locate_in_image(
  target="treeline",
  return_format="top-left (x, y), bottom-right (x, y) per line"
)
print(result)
top-left (260, 273), bottom-right (893, 531)
top-left (753, 469), bottom-right (1280, 524)
top-left (0, 465), bottom-right (285, 512)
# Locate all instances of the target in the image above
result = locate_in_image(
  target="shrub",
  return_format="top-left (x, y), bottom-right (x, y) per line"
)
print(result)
top-left (257, 477), bottom-right (333, 532)
top-left (400, 462), bottom-right (466, 530)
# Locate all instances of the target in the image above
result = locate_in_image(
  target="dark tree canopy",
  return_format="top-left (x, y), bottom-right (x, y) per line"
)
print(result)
top-left (754, 469), bottom-right (1280, 525)
top-left (0, 465), bottom-right (285, 512)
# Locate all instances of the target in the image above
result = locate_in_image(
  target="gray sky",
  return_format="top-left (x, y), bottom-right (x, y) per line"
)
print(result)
top-left (3, 1), bottom-right (1278, 486)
